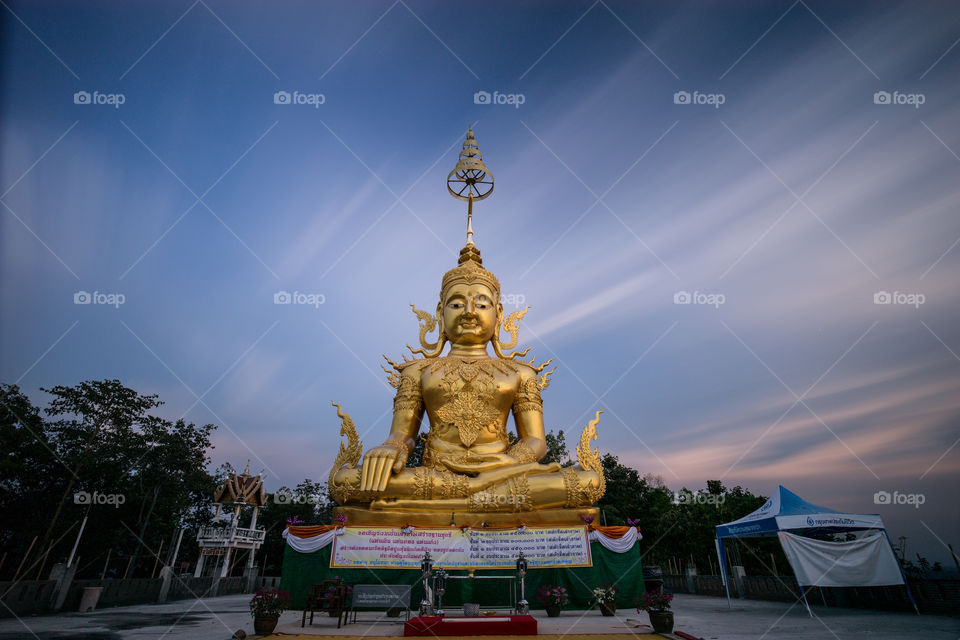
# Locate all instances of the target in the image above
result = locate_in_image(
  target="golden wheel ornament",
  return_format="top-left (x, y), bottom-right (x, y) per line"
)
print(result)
top-left (446, 125), bottom-right (494, 245)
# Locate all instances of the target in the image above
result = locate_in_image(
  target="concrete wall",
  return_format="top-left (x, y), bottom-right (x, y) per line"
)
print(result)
top-left (254, 576), bottom-right (282, 590)
top-left (64, 578), bottom-right (163, 611)
top-left (662, 574), bottom-right (959, 614)
top-left (693, 575), bottom-right (730, 597)
top-left (0, 571), bottom-right (282, 617)
top-left (909, 578), bottom-right (960, 614)
top-left (166, 576), bottom-right (216, 601)
top-left (217, 576), bottom-right (246, 596)
top-left (0, 580), bottom-right (57, 617)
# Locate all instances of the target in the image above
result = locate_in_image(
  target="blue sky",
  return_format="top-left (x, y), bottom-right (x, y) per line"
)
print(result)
top-left (2, 1), bottom-right (959, 566)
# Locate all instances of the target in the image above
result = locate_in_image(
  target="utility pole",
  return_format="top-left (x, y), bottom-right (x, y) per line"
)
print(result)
top-left (67, 509), bottom-right (90, 567)
top-left (169, 528), bottom-right (185, 573)
top-left (948, 543), bottom-right (960, 575)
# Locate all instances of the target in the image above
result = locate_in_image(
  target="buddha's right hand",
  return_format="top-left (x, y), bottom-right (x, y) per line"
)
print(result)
top-left (360, 441), bottom-right (409, 492)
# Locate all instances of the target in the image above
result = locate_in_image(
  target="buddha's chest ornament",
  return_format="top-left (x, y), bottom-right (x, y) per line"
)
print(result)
top-left (429, 358), bottom-right (514, 446)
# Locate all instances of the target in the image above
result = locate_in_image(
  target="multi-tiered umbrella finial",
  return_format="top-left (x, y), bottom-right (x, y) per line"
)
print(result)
top-left (446, 125), bottom-right (494, 247)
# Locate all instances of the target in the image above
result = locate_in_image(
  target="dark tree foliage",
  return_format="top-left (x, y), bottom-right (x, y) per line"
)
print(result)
top-left (405, 434), bottom-right (427, 468)
top-left (596, 454), bottom-right (772, 574)
top-left (0, 385), bottom-right (61, 547)
top-left (255, 479), bottom-right (336, 574)
top-left (0, 381), bottom-right (217, 579)
top-left (542, 430), bottom-right (572, 466)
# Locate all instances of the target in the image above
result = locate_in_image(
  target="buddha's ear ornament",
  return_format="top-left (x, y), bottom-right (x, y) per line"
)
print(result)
top-left (406, 304), bottom-right (446, 359)
top-left (495, 307), bottom-right (528, 351)
top-left (410, 304), bottom-right (438, 350)
top-left (382, 305), bottom-right (447, 385)
top-left (492, 307), bottom-right (532, 361)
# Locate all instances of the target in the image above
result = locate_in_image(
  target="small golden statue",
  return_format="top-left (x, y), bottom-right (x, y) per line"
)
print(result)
top-left (329, 127), bottom-right (605, 526)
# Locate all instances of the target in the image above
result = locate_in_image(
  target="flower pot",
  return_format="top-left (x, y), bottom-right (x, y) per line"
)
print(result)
top-left (599, 602), bottom-right (616, 616)
top-left (545, 605), bottom-right (562, 617)
top-left (648, 610), bottom-right (674, 633)
top-left (253, 615), bottom-right (279, 635)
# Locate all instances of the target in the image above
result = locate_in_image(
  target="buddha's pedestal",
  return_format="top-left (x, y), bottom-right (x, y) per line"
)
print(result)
top-left (334, 506), bottom-right (600, 528)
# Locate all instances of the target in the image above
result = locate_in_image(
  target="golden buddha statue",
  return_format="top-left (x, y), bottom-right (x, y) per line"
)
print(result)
top-left (328, 128), bottom-right (605, 526)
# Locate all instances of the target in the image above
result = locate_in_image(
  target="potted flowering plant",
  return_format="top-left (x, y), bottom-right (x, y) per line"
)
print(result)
top-left (536, 584), bottom-right (569, 617)
top-left (590, 584), bottom-right (618, 616)
top-left (636, 590), bottom-right (674, 633)
top-left (249, 588), bottom-right (290, 635)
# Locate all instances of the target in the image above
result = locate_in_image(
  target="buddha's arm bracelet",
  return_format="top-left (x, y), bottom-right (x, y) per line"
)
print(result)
top-left (507, 440), bottom-right (539, 463)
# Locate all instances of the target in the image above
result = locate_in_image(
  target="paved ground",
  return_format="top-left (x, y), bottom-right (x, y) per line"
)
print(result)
top-left (0, 593), bottom-right (956, 639)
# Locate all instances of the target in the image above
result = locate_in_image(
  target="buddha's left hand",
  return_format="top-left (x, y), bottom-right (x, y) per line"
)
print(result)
top-left (442, 452), bottom-right (517, 474)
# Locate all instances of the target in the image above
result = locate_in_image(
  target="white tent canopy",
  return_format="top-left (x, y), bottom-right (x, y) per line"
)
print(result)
top-left (714, 485), bottom-right (917, 615)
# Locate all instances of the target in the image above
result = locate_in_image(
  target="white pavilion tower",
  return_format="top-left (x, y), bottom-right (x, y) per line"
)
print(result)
top-left (194, 463), bottom-right (267, 578)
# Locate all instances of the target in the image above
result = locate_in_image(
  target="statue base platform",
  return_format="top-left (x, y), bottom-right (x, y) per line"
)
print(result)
top-left (280, 535), bottom-right (646, 611)
top-left (333, 506), bottom-right (600, 527)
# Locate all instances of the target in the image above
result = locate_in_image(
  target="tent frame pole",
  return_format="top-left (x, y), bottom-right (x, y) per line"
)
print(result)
top-left (798, 580), bottom-right (813, 617)
top-left (717, 537), bottom-right (732, 609)
top-left (884, 532), bottom-right (920, 615)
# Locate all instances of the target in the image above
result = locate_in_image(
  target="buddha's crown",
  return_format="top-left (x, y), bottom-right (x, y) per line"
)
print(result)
top-left (440, 242), bottom-right (500, 301)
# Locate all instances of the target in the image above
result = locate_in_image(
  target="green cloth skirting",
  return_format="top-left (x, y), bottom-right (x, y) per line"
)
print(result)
top-left (279, 540), bottom-right (645, 610)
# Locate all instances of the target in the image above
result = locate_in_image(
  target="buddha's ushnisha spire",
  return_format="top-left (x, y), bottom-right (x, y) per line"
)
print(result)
top-left (441, 126), bottom-right (499, 300)
top-left (446, 125), bottom-right (494, 250)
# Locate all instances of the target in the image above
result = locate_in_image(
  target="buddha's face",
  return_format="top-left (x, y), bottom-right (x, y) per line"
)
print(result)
top-left (440, 283), bottom-right (500, 345)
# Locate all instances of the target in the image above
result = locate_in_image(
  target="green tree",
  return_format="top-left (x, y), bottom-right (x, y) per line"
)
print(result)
top-left (405, 434), bottom-right (427, 467)
top-left (0, 385), bottom-right (64, 560)
top-left (597, 453), bottom-right (663, 525)
top-left (255, 479), bottom-right (335, 574)
top-left (40, 380), bottom-right (165, 557)
top-left (1, 380), bottom-right (218, 579)
top-left (590, 456), bottom-right (770, 575)
top-left (542, 430), bottom-right (572, 466)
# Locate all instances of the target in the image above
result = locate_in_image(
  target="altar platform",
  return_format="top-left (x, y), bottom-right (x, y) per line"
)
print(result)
top-left (404, 614), bottom-right (538, 636)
